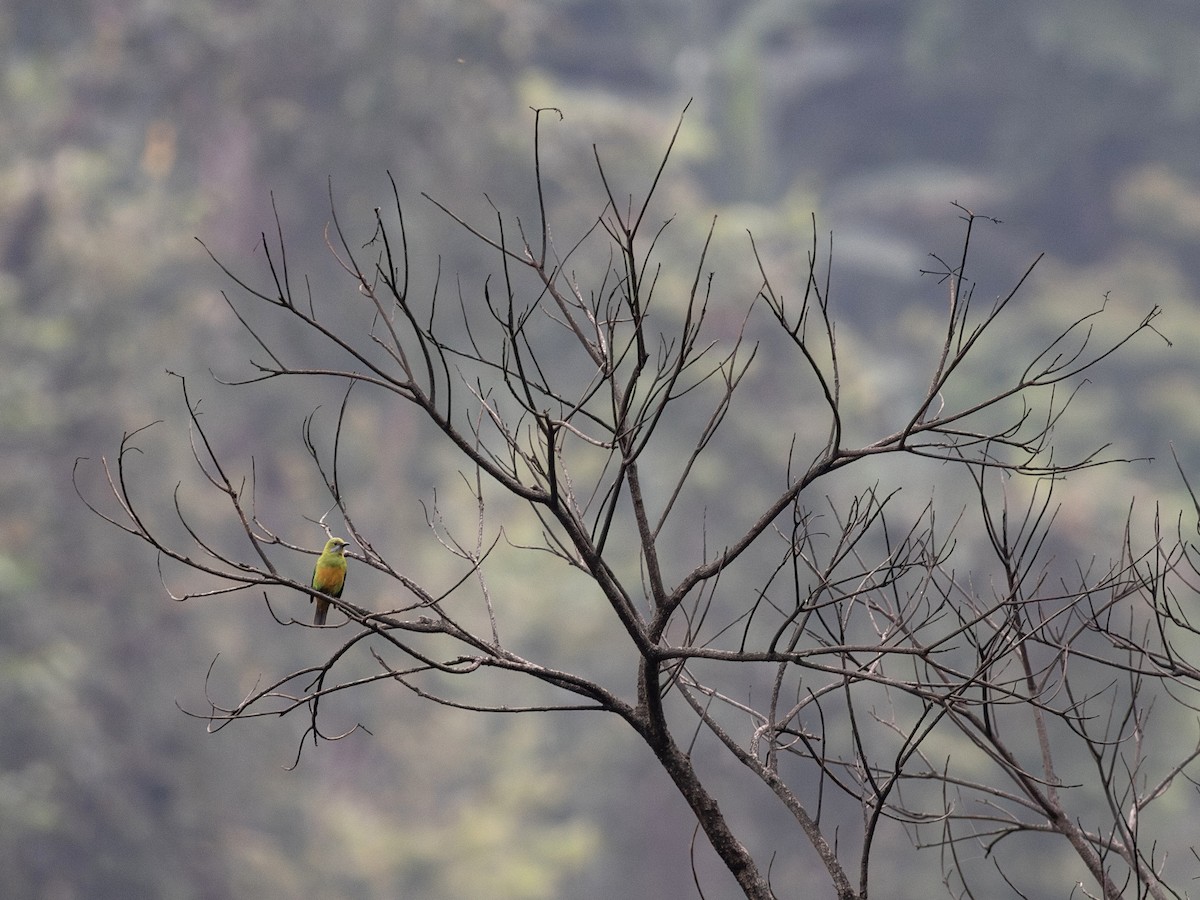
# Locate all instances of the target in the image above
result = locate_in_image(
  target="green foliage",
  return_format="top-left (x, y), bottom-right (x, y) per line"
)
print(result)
top-left (4, 0), bottom-right (1199, 897)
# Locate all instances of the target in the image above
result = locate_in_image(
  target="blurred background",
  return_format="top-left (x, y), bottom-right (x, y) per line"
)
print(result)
top-left (4, 1), bottom-right (1199, 897)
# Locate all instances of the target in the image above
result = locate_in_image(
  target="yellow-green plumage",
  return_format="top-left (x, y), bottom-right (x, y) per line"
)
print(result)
top-left (311, 537), bottom-right (348, 625)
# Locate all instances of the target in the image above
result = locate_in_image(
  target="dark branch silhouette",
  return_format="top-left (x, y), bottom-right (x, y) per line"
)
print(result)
top-left (78, 107), bottom-right (1194, 900)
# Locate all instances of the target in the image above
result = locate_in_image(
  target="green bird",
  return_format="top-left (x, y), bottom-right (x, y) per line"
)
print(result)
top-left (310, 537), bottom-right (349, 625)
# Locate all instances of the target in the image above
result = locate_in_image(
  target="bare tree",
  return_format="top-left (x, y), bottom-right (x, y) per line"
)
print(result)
top-left (80, 107), bottom-right (1198, 899)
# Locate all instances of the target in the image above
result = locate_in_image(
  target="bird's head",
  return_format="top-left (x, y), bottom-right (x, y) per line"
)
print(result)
top-left (324, 537), bottom-right (349, 555)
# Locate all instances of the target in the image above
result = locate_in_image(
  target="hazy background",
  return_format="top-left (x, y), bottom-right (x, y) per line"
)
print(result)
top-left (4, 1), bottom-right (1199, 897)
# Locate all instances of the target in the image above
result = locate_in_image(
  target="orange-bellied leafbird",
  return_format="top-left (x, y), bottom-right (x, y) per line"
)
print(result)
top-left (311, 537), bottom-right (348, 625)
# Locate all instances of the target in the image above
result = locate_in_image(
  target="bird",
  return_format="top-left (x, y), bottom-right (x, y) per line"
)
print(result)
top-left (310, 537), bottom-right (349, 625)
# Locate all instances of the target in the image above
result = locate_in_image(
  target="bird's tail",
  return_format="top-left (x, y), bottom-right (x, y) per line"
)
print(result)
top-left (313, 598), bottom-right (328, 626)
